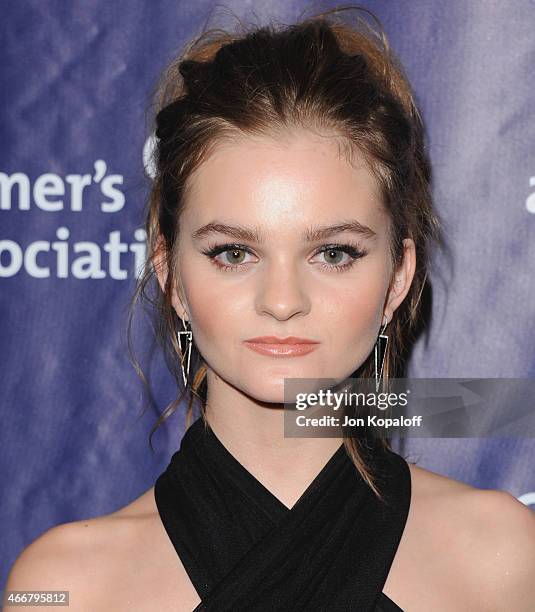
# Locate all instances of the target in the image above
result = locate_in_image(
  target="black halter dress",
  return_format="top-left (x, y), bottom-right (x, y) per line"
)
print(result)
top-left (154, 417), bottom-right (411, 611)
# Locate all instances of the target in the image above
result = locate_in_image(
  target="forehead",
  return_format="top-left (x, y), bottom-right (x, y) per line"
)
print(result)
top-left (182, 130), bottom-right (386, 231)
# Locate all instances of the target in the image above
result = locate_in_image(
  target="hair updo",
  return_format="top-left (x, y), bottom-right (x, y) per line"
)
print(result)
top-left (129, 5), bottom-right (442, 499)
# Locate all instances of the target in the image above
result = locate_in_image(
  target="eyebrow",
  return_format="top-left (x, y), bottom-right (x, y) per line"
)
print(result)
top-left (191, 220), bottom-right (377, 242)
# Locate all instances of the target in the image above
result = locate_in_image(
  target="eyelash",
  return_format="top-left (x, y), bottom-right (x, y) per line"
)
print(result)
top-left (200, 242), bottom-right (368, 273)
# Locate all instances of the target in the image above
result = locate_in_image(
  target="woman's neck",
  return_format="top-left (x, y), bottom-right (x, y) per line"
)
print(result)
top-left (204, 375), bottom-right (343, 510)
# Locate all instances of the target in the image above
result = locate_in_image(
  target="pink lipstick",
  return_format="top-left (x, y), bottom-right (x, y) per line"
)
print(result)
top-left (243, 336), bottom-right (320, 357)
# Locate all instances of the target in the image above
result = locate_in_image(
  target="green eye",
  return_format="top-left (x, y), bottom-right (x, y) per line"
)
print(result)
top-left (223, 249), bottom-right (247, 265)
top-left (313, 244), bottom-right (367, 272)
top-left (202, 243), bottom-right (257, 271)
top-left (322, 249), bottom-right (346, 265)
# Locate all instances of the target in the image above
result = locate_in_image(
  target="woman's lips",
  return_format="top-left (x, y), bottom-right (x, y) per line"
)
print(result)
top-left (243, 340), bottom-right (319, 357)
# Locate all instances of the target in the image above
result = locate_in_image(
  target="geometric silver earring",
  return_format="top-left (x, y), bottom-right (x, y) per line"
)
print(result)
top-left (374, 314), bottom-right (389, 393)
top-left (177, 315), bottom-right (193, 388)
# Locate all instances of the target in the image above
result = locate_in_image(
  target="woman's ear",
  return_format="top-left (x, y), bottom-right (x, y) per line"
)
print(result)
top-left (384, 238), bottom-right (416, 321)
top-left (151, 234), bottom-right (190, 321)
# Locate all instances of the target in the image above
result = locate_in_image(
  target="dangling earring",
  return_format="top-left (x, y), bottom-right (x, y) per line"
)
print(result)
top-left (177, 315), bottom-right (193, 388)
top-left (374, 314), bottom-right (389, 392)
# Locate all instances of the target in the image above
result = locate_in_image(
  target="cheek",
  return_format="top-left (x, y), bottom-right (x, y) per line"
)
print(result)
top-left (321, 266), bottom-right (389, 350)
top-left (178, 266), bottom-right (246, 359)
top-left (341, 283), bottom-right (383, 324)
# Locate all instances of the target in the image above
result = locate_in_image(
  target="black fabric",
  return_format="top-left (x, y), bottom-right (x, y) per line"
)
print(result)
top-left (375, 592), bottom-right (404, 612)
top-left (154, 417), bottom-right (410, 611)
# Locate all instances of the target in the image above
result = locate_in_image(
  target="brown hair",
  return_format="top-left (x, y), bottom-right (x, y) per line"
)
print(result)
top-left (128, 5), bottom-right (442, 500)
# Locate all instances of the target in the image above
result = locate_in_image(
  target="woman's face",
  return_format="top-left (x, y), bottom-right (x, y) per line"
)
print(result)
top-left (162, 130), bottom-right (415, 402)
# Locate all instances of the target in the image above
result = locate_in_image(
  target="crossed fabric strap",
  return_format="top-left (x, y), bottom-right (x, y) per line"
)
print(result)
top-left (154, 417), bottom-right (411, 611)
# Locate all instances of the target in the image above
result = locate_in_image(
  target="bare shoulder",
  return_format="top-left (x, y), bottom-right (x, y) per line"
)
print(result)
top-left (4, 487), bottom-right (162, 611)
top-left (4, 517), bottom-right (113, 611)
top-left (462, 483), bottom-right (535, 610)
top-left (406, 462), bottom-right (535, 610)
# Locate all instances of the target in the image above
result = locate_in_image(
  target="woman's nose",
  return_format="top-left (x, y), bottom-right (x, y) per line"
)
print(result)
top-left (254, 259), bottom-right (311, 321)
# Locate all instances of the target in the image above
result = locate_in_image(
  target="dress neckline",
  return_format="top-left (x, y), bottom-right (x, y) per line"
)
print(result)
top-left (155, 416), bottom-right (411, 611)
top-left (195, 418), bottom-right (346, 513)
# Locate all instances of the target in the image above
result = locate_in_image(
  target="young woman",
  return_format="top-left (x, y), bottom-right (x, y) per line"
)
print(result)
top-left (6, 7), bottom-right (535, 611)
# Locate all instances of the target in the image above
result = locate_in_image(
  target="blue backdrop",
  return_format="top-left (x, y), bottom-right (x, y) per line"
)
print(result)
top-left (2, 0), bottom-right (534, 587)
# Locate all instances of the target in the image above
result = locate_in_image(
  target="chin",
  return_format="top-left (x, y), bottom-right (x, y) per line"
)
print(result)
top-left (233, 378), bottom-right (291, 405)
